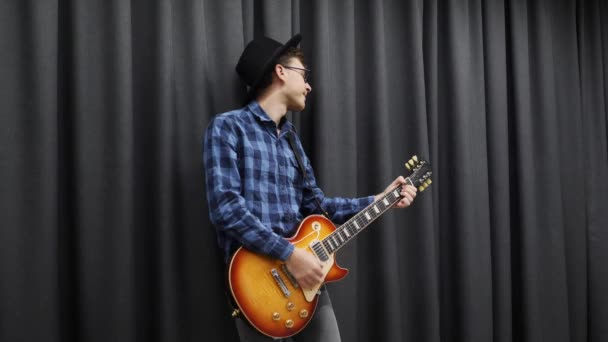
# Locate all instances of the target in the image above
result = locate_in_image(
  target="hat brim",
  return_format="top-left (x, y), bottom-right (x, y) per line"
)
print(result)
top-left (246, 33), bottom-right (302, 100)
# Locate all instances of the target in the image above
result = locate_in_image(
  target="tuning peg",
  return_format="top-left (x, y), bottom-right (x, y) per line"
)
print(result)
top-left (405, 162), bottom-right (411, 170)
top-left (408, 159), bottom-right (416, 168)
top-left (412, 155), bottom-right (418, 163)
top-left (424, 179), bottom-right (432, 187)
top-left (418, 185), bottom-right (426, 192)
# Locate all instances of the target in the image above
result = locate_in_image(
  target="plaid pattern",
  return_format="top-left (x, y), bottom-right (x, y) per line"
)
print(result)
top-left (203, 101), bottom-right (374, 262)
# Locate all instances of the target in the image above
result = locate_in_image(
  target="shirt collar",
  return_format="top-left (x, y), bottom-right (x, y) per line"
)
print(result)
top-left (247, 101), bottom-right (294, 132)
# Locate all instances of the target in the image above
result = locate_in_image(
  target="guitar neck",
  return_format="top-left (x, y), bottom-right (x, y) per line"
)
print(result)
top-left (320, 178), bottom-right (413, 254)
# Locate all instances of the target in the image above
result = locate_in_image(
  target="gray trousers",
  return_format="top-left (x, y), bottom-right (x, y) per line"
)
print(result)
top-left (234, 289), bottom-right (341, 342)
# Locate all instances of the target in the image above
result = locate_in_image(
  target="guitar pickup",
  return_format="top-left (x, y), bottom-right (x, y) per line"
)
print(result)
top-left (270, 269), bottom-right (291, 297)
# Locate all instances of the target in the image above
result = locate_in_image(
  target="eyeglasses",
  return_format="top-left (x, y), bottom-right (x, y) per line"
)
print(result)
top-left (281, 65), bottom-right (311, 83)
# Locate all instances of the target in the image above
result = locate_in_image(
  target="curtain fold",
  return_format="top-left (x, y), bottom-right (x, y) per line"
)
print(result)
top-left (1, 0), bottom-right (607, 341)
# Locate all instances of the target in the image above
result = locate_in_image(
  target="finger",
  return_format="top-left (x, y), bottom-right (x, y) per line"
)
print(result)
top-left (398, 198), bottom-right (409, 207)
top-left (302, 279), bottom-right (313, 289)
top-left (404, 187), bottom-right (417, 198)
top-left (302, 278), bottom-right (313, 289)
top-left (296, 275), bottom-right (308, 288)
top-left (305, 273), bottom-right (322, 287)
top-left (406, 184), bottom-right (417, 193)
top-left (400, 187), bottom-right (412, 197)
top-left (307, 273), bottom-right (318, 286)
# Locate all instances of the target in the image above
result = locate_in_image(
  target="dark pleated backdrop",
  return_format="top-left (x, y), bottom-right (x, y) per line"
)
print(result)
top-left (1, 0), bottom-right (607, 341)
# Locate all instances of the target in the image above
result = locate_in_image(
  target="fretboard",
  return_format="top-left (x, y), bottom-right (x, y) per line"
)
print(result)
top-left (320, 180), bottom-right (411, 254)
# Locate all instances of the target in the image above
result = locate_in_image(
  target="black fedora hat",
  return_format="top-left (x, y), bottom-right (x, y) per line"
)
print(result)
top-left (236, 33), bottom-right (302, 99)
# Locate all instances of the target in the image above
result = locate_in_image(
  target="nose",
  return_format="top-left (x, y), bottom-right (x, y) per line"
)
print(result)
top-left (305, 82), bottom-right (312, 94)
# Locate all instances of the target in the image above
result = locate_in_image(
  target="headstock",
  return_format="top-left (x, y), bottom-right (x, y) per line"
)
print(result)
top-left (404, 155), bottom-right (433, 192)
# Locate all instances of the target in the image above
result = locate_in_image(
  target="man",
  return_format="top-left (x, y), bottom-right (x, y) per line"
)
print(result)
top-left (203, 33), bottom-right (417, 342)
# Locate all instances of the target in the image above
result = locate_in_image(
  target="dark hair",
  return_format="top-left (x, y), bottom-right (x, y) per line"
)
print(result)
top-left (253, 47), bottom-right (306, 98)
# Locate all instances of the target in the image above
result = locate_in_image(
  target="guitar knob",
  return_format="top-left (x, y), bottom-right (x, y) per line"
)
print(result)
top-left (272, 312), bottom-right (280, 321)
top-left (285, 319), bottom-right (294, 328)
top-left (286, 302), bottom-right (295, 311)
top-left (299, 309), bottom-right (309, 318)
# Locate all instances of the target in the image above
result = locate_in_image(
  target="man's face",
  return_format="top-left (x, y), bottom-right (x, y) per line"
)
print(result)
top-left (281, 58), bottom-right (312, 112)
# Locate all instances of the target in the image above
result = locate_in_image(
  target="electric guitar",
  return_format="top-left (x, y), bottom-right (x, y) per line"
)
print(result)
top-left (228, 156), bottom-right (432, 338)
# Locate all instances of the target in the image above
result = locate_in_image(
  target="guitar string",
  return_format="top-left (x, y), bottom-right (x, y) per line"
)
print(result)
top-left (322, 184), bottom-right (404, 254)
top-left (319, 161), bottom-right (429, 254)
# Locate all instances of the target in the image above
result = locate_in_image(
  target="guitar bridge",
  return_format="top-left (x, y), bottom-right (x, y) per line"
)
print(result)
top-left (270, 268), bottom-right (291, 297)
top-left (281, 264), bottom-right (299, 289)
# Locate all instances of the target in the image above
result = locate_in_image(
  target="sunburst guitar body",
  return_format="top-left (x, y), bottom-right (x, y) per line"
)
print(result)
top-left (228, 156), bottom-right (432, 338)
top-left (229, 215), bottom-right (345, 338)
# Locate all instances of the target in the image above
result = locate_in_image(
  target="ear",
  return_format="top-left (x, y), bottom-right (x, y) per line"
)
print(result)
top-left (274, 64), bottom-right (288, 82)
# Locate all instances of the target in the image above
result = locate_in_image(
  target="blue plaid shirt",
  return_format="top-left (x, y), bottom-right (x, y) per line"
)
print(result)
top-left (204, 101), bottom-right (374, 262)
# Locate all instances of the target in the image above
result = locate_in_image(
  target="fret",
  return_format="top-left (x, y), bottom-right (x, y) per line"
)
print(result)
top-left (327, 241), bottom-right (335, 253)
top-left (343, 228), bottom-right (351, 237)
top-left (332, 235), bottom-right (339, 247)
top-left (373, 205), bottom-right (380, 214)
top-left (337, 232), bottom-right (345, 243)
top-left (392, 189), bottom-right (400, 197)
top-left (383, 198), bottom-right (390, 206)
top-left (364, 212), bottom-right (371, 220)
top-left (327, 239), bottom-right (335, 250)
top-left (354, 221), bottom-right (360, 230)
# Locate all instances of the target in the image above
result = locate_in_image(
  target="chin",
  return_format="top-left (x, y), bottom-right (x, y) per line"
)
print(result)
top-left (289, 103), bottom-right (306, 112)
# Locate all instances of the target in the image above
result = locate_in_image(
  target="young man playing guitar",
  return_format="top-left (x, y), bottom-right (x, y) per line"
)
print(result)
top-left (203, 34), bottom-right (418, 342)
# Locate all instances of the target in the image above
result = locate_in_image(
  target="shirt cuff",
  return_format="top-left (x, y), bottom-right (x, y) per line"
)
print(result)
top-left (275, 239), bottom-right (295, 262)
top-left (356, 195), bottom-right (376, 211)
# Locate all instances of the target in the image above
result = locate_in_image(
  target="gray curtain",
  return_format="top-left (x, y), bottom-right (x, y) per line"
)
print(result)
top-left (1, 0), bottom-right (607, 341)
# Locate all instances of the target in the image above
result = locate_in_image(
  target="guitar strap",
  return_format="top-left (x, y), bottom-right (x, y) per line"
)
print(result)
top-left (287, 131), bottom-right (330, 218)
